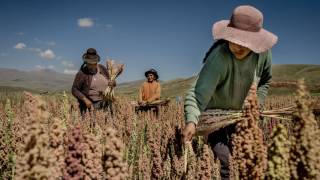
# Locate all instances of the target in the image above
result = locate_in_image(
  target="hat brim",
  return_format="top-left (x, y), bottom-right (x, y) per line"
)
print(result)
top-left (212, 20), bottom-right (278, 53)
top-left (82, 54), bottom-right (100, 64)
top-left (145, 71), bottom-right (159, 80)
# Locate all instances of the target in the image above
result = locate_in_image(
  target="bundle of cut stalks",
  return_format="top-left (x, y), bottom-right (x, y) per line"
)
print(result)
top-left (196, 73), bottom-right (299, 136)
top-left (103, 59), bottom-right (124, 101)
top-left (196, 106), bottom-right (296, 136)
top-left (145, 99), bottom-right (170, 106)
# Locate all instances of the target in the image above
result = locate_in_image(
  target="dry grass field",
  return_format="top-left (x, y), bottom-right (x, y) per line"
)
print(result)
top-left (1, 81), bottom-right (320, 179)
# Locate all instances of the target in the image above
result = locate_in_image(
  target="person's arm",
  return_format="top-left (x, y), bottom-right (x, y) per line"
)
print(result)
top-left (147, 82), bottom-right (161, 102)
top-left (71, 72), bottom-right (86, 100)
top-left (72, 72), bottom-right (93, 108)
top-left (257, 50), bottom-right (272, 108)
top-left (184, 53), bottom-right (227, 125)
top-left (138, 83), bottom-right (144, 102)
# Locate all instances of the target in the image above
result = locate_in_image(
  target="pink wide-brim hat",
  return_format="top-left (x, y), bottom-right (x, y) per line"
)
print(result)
top-left (213, 5), bottom-right (278, 53)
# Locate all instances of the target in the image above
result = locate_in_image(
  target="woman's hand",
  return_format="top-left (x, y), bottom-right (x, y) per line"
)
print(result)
top-left (182, 122), bottom-right (196, 143)
top-left (108, 80), bottom-right (116, 87)
top-left (82, 97), bottom-right (93, 109)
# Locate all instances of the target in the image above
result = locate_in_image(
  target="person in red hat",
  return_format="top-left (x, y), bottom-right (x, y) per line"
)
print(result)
top-left (182, 5), bottom-right (278, 179)
top-left (72, 48), bottom-right (116, 115)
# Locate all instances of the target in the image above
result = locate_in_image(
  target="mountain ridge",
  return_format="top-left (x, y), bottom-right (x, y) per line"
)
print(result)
top-left (0, 64), bottom-right (319, 97)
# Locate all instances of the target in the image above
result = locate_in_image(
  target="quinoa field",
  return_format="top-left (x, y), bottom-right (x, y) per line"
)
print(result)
top-left (1, 80), bottom-right (320, 180)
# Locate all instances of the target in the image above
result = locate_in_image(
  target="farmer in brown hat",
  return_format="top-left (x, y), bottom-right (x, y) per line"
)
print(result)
top-left (72, 48), bottom-right (115, 115)
top-left (138, 69), bottom-right (161, 105)
top-left (182, 5), bottom-right (278, 179)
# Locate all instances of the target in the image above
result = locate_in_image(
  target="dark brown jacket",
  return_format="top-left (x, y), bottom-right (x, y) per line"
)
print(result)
top-left (71, 64), bottom-right (109, 101)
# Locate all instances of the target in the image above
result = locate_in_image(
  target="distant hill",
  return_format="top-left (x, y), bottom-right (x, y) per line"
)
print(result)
top-left (115, 79), bottom-right (145, 98)
top-left (116, 77), bottom-right (195, 98)
top-left (116, 64), bottom-right (320, 98)
top-left (0, 68), bottom-right (74, 91)
top-left (272, 64), bottom-right (320, 84)
top-left (0, 64), bottom-right (319, 97)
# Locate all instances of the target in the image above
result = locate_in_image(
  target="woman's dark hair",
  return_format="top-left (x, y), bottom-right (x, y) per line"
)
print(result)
top-left (80, 62), bottom-right (86, 70)
top-left (202, 40), bottom-right (226, 63)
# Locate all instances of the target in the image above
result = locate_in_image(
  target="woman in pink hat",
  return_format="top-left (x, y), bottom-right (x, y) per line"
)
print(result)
top-left (182, 5), bottom-right (278, 179)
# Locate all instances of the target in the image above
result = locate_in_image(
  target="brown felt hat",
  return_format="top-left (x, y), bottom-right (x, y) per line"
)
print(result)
top-left (212, 5), bottom-right (278, 53)
top-left (145, 69), bottom-right (159, 80)
top-left (82, 48), bottom-right (100, 64)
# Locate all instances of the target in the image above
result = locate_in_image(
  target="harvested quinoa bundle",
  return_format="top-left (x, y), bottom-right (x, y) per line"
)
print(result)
top-left (289, 79), bottom-right (320, 179)
top-left (104, 59), bottom-right (124, 101)
top-left (231, 85), bottom-right (267, 180)
top-left (267, 123), bottom-right (290, 180)
top-left (102, 127), bottom-right (128, 180)
top-left (15, 92), bottom-right (59, 179)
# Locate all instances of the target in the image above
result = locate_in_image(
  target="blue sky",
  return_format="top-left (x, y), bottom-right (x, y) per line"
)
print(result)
top-left (0, 0), bottom-right (319, 82)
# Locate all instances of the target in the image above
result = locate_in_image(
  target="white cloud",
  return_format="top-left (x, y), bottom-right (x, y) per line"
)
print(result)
top-left (16, 32), bottom-right (24, 36)
top-left (78, 18), bottom-right (94, 27)
top-left (13, 43), bottom-right (57, 61)
top-left (62, 61), bottom-right (77, 74)
top-left (14, 42), bottom-right (26, 49)
top-left (64, 69), bottom-right (78, 74)
top-left (62, 60), bottom-right (75, 68)
top-left (35, 65), bottom-right (55, 70)
top-left (39, 49), bottom-right (56, 60)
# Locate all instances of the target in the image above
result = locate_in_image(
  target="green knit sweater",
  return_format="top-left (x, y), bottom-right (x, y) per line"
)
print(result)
top-left (184, 42), bottom-right (272, 125)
